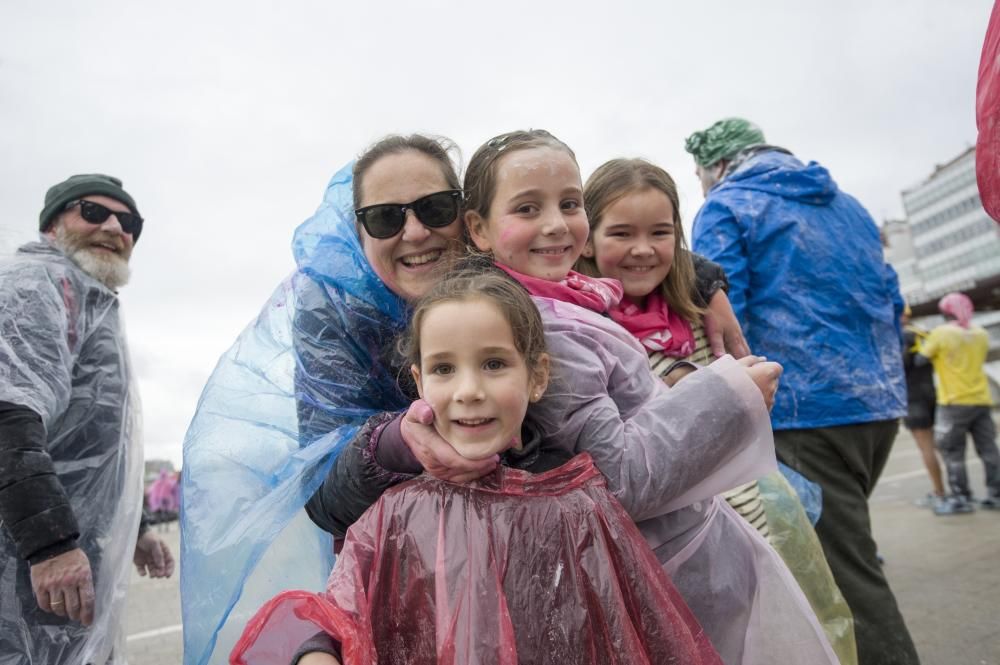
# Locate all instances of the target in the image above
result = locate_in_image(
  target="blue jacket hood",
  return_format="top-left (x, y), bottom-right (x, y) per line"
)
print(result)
top-left (692, 151), bottom-right (905, 430)
top-left (716, 149), bottom-right (838, 206)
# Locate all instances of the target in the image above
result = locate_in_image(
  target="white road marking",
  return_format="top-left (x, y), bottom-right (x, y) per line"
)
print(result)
top-left (879, 457), bottom-right (982, 485)
top-left (126, 623), bottom-right (182, 642)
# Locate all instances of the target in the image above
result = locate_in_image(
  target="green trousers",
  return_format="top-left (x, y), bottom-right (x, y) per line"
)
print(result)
top-left (775, 420), bottom-right (920, 665)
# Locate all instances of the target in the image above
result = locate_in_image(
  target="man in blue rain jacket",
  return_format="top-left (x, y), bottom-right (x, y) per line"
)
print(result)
top-left (686, 118), bottom-right (918, 665)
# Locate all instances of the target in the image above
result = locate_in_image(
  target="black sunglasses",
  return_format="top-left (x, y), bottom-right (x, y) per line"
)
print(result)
top-left (65, 199), bottom-right (144, 238)
top-left (355, 190), bottom-right (462, 240)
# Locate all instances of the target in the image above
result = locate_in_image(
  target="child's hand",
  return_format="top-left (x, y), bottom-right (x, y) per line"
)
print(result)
top-left (298, 652), bottom-right (341, 665)
top-left (738, 355), bottom-right (782, 410)
top-left (401, 399), bottom-right (499, 483)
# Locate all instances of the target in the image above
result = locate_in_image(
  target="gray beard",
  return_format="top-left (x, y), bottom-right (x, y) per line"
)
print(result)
top-left (52, 227), bottom-right (131, 290)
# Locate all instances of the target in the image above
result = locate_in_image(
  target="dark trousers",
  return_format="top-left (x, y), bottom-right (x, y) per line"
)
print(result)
top-left (775, 420), bottom-right (920, 665)
top-left (934, 405), bottom-right (1000, 499)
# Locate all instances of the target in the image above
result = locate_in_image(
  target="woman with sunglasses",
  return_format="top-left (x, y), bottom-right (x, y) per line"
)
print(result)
top-left (180, 134), bottom-right (746, 665)
top-left (294, 136), bottom-right (500, 515)
top-left (180, 135), bottom-right (492, 665)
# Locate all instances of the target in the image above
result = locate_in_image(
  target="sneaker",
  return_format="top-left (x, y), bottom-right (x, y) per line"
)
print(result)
top-left (980, 496), bottom-right (1000, 510)
top-left (915, 493), bottom-right (944, 508)
top-left (933, 495), bottom-right (976, 515)
top-left (930, 495), bottom-right (951, 514)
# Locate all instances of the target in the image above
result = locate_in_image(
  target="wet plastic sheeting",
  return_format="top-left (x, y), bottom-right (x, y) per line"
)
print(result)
top-left (181, 163), bottom-right (409, 665)
top-left (232, 455), bottom-right (724, 665)
top-left (759, 471), bottom-right (857, 665)
top-left (0, 243), bottom-right (143, 665)
top-left (778, 461), bottom-right (822, 525)
top-left (978, 0), bottom-right (1000, 223)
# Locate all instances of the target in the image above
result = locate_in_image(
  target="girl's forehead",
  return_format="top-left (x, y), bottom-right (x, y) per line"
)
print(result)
top-left (420, 298), bottom-right (515, 347)
top-left (496, 146), bottom-right (581, 181)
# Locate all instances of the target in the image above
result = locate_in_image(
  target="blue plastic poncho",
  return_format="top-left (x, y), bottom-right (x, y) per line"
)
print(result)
top-left (691, 149), bottom-right (906, 430)
top-left (180, 163), bottom-right (412, 665)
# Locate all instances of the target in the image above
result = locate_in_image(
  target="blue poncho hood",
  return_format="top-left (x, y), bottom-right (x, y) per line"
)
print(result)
top-left (180, 163), bottom-right (410, 665)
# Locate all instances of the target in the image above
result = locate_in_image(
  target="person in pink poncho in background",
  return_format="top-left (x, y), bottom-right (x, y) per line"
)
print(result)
top-left (146, 468), bottom-right (180, 531)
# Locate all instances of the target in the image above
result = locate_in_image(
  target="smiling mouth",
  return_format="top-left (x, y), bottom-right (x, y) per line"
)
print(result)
top-left (399, 249), bottom-right (443, 267)
top-left (454, 417), bottom-right (496, 428)
top-left (623, 265), bottom-right (657, 272)
top-left (92, 242), bottom-right (122, 254)
top-left (530, 246), bottom-right (571, 256)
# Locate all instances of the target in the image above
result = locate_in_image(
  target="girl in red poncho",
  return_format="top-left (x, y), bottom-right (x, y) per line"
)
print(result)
top-left (231, 265), bottom-right (723, 665)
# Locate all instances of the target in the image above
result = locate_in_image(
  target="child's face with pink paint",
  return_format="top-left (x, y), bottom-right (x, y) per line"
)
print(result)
top-left (582, 187), bottom-right (676, 306)
top-left (467, 147), bottom-right (589, 281)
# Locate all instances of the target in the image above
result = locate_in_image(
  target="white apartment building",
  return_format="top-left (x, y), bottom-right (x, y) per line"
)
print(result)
top-left (882, 218), bottom-right (920, 304)
top-left (900, 146), bottom-right (1000, 305)
top-left (891, 146), bottom-right (1000, 393)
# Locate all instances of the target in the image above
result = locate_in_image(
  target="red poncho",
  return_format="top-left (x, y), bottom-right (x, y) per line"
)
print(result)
top-left (978, 0), bottom-right (1000, 222)
top-left (231, 454), bottom-right (722, 665)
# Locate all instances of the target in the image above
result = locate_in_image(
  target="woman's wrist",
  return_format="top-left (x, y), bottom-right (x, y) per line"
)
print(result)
top-left (372, 412), bottom-right (422, 473)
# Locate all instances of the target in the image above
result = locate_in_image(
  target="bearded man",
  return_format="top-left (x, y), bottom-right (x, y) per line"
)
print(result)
top-left (0, 174), bottom-right (173, 664)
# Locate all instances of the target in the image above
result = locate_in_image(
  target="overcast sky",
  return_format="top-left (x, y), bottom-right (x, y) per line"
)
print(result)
top-left (1, 1), bottom-right (992, 466)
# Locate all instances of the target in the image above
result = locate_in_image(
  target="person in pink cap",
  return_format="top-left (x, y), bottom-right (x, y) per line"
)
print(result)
top-left (918, 292), bottom-right (1000, 513)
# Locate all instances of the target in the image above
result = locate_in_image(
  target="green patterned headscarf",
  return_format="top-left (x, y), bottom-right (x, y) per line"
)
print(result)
top-left (685, 118), bottom-right (766, 168)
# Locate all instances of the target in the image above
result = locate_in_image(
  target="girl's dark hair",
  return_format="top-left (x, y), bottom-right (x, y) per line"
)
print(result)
top-left (400, 256), bottom-right (548, 376)
top-left (577, 158), bottom-right (702, 324)
top-left (352, 134), bottom-right (462, 212)
top-left (463, 129), bottom-right (578, 219)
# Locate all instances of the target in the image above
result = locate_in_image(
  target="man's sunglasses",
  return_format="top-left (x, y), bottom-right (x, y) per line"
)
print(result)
top-left (65, 199), bottom-right (144, 238)
top-left (355, 190), bottom-right (462, 240)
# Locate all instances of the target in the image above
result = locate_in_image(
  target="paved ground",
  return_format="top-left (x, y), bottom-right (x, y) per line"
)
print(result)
top-left (125, 425), bottom-right (1000, 665)
top-left (869, 426), bottom-right (1000, 665)
top-left (124, 523), bottom-right (183, 664)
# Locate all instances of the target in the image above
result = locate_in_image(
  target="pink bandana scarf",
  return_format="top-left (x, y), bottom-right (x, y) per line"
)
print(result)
top-left (938, 292), bottom-right (974, 328)
top-left (608, 291), bottom-right (696, 357)
top-left (497, 264), bottom-right (623, 314)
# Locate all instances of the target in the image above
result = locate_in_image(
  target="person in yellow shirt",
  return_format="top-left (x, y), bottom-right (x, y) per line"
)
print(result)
top-left (919, 292), bottom-right (1000, 513)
